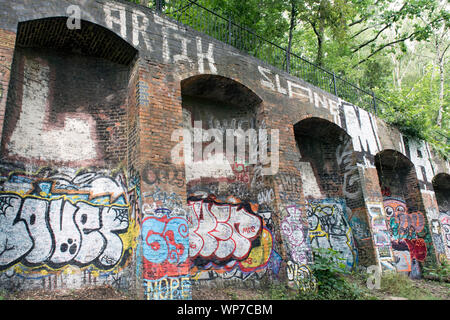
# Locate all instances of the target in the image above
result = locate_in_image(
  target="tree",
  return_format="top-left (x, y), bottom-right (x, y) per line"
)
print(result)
top-left (292, 0), bottom-right (355, 67)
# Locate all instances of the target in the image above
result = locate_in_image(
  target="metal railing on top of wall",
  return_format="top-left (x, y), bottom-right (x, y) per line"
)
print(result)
top-left (139, 0), bottom-right (389, 115)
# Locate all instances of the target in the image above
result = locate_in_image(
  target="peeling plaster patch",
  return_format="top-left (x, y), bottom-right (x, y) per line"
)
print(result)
top-left (8, 57), bottom-right (98, 163)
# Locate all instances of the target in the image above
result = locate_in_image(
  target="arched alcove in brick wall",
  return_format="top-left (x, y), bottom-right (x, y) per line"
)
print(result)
top-left (1, 17), bottom-right (138, 166)
top-left (432, 173), bottom-right (450, 260)
top-left (181, 74), bottom-right (263, 201)
top-left (180, 74), bottom-right (274, 286)
top-left (293, 117), bottom-right (368, 270)
top-left (375, 149), bottom-right (436, 277)
top-left (0, 17), bottom-right (140, 292)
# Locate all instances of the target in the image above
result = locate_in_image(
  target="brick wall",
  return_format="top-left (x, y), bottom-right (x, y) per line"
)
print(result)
top-left (0, 0), bottom-right (448, 298)
top-left (0, 28), bottom-right (15, 140)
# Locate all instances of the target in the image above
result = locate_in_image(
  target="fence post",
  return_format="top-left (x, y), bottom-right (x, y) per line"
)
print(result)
top-left (372, 92), bottom-right (378, 115)
top-left (155, 0), bottom-right (163, 12)
top-left (286, 49), bottom-right (290, 73)
top-left (333, 72), bottom-right (338, 97)
top-left (228, 17), bottom-right (232, 45)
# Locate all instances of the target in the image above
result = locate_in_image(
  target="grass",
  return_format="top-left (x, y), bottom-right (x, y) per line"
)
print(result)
top-left (1, 269), bottom-right (448, 300)
top-left (379, 272), bottom-right (441, 300)
top-left (262, 269), bottom-right (449, 300)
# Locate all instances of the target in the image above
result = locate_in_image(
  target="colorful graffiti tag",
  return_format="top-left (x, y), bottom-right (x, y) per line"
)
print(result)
top-left (187, 196), bottom-right (273, 280)
top-left (141, 212), bottom-right (189, 280)
top-left (306, 198), bottom-right (357, 270)
top-left (140, 205), bottom-right (191, 300)
top-left (366, 203), bottom-right (394, 269)
top-left (0, 169), bottom-right (138, 273)
top-left (383, 198), bottom-right (428, 274)
top-left (281, 206), bottom-right (309, 265)
top-left (439, 211), bottom-right (450, 259)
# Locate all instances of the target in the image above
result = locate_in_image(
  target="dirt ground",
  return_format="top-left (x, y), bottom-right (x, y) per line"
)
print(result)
top-left (3, 285), bottom-right (132, 300)
top-left (2, 279), bottom-right (449, 300)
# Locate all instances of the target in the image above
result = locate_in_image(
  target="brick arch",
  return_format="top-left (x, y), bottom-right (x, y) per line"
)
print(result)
top-left (1, 16), bottom-right (138, 167)
top-left (375, 149), bottom-right (414, 171)
top-left (293, 116), bottom-right (365, 270)
top-left (294, 116), bottom-right (350, 146)
top-left (432, 172), bottom-right (450, 191)
top-left (375, 149), bottom-right (437, 275)
top-left (15, 17), bottom-right (138, 65)
top-left (180, 74), bottom-right (265, 200)
top-left (294, 117), bottom-right (355, 199)
top-left (374, 149), bottom-right (420, 212)
top-left (181, 74), bottom-right (262, 109)
top-left (180, 74), bottom-right (273, 282)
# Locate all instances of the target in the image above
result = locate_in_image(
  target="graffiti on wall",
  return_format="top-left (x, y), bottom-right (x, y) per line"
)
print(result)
top-left (336, 134), bottom-right (362, 200)
top-left (366, 203), bottom-right (394, 269)
top-left (440, 211), bottom-right (450, 259)
top-left (275, 173), bottom-right (302, 204)
top-left (189, 197), bottom-right (261, 262)
top-left (144, 275), bottom-right (191, 300)
top-left (281, 206), bottom-right (309, 266)
top-left (0, 168), bottom-right (138, 274)
top-left (280, 204), bottom-right (316, 291)
top-left (306, 198), bottom-right (357, 270)
top-left (143, 186), bottom-right (186, 215)
top-left (104, 1), bottom-right (217, 74)
top-left (384, 200), bottom-right (425, 241)
top-left (141, 212), bottom-right (189, 280)
top-left (143, 163), bottom-right (185, 188)
top-left (286, 261), bottom-right (317, 292)
top-left (383, 198), bottom-right (428, 274)
top-left (424, 206), bottom-right (448, 261)
top-left (188, 196), bottom-right (273, 280)
top-left (141, 206), bottom-right (191, 300)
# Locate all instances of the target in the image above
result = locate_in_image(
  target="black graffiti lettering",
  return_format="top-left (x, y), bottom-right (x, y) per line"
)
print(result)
top-left (0, 194), bottom-right (129, 271)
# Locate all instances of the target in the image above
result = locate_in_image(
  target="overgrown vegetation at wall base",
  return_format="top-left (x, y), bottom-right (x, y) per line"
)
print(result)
top-left (295, 248), bottom-right (365, 300)
top-left (423, 259), bottom-right (450, 282)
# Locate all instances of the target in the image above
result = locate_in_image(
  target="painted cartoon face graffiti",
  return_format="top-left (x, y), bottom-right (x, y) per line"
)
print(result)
top-left (383, 198), bottom-right (428, 273)
top-left (384, 199), bottom-right (425, 241)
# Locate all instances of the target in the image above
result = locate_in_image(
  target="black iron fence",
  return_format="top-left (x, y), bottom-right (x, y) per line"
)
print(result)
top-left (140, 0), bottom-right (389, 115)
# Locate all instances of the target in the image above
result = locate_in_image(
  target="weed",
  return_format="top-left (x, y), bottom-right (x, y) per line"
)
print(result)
top-left (380, 272), bottom-right (438, 300)
top-left (294, 248), bottom-right (371, 300)
top-left (423, 259), bottom-right (450, 281)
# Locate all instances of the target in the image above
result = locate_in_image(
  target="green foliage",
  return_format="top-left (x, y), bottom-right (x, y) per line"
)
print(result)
top-left (380, 272), bottom-right (439, 300)
top-left (423, 259), bottom-right (450, 281)
top-left (296, 248), bottom-right (364, 300)
top-left (124, 0), bottom-right (449, 161)
top-left (377, 64), bottom-right (449, 159)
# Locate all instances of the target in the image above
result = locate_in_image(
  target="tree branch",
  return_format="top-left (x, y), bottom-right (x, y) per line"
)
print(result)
top-left (351, 23), bottom-right (392, 53)
top-left (353, 32), bottom-right (417, 67)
